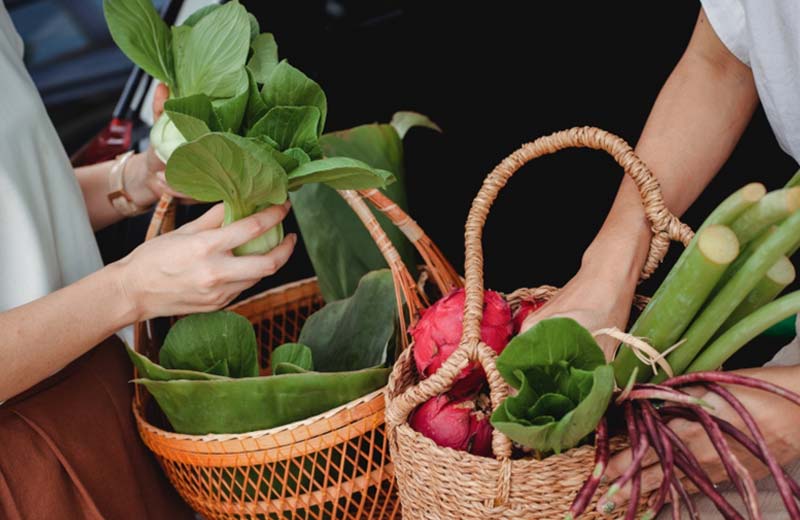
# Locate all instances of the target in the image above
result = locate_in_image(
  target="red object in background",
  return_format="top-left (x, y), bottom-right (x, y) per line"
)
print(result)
top-left (409, 393), bottom-right (493, 456)
top-left (70, 116), bottom-right (133, 166)
top-left (513, 299), bottom-right (546, 334)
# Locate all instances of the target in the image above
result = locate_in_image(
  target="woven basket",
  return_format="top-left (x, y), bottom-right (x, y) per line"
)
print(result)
top-left (385, 127), bottom-right (695, 520)
top-left (132, 187), bottom-right (461, 520)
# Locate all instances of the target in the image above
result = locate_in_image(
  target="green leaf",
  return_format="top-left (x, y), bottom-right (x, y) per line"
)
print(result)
top-left (248, 33), bottom-right (278, 84)
top-left (287, 157), bottom-right (394, 191)
top-left (126, 347), bottom-right (228, 382)
top-left (248, 14), bottom-right (260, 41)
top-left (176, 1), bottom-right (250, 98)
top-left (164, 93), bottom-right (220, 140)
top-left (490, 318), bottom-right (614, 454)
top-left (247, 106), bottom-right (321, 155)
top-left (135, 367), bottom-right (389, 434)
top-left (496, 318), bottom-right (606, 389)
top-left (261, 60), bottom-right (327, 135)
top-left (166, 132), bottom-right (288, 207)
top-left (181, 4), bottom-right (219, 27)
top-left (271, 343), bottom-right (314, 372)
top-left (170, 25), bottom-right (190, 87)
top-left (104, 0), bottom-right (175, 86)
top-left (298, 270), bottom-right (397, 372)
top-left (273, 362), bottom-right (309, 375)
top-left (390, 111), bottom-right (442, 139)
top-left (244, 68), bottom-right (269, 129)
top-left (158, 311), bottom-right (259, 378)
top-left (212, 71), bottom-right (250, 132)
top-left (492, 365), bottom-right (614, 454)
top-left (292, 121), bottom-right (423, 301)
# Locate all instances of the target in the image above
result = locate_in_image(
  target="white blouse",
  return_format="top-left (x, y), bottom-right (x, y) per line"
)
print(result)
top-left (0, 6), bottom-right (105, 315)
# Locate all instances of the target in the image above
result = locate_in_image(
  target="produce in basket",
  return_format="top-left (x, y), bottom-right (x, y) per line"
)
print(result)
top-left (127, 270), bottom-right (397, 434)
top-left (104, 0), bottom-right (396, 255)
top-left (412, 288), bottom-right (513, 397)
top-left (409, 392), bottom-right (493, 456)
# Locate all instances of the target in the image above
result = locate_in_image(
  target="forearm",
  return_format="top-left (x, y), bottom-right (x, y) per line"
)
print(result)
top-left (0, 263), bottom-right (137, 400)
top-left (75, 152), bottom-right (150, 230)
top-left (584, 10), bottom-right (759, 286)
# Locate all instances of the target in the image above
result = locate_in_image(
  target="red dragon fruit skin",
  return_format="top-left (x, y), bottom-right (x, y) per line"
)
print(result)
top-left (411, 288), bottom-right (512, 396)
top-left (408, 393), bottom-right (493, 456)
top-left (513, 299), bottom-right (546, 334)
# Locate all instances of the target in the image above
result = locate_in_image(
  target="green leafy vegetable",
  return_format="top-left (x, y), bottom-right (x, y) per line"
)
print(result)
top-left (159, 311), bottom-right (259, 378)
top-left (390, 111), bottom-right (442, 139)
top-left (270, 343), bottom-right (314, 372)
top-left (298, 270), bottom-right (397, 372)
top-left (491, 318), bottom-right (615, 454)
top-left (261, 60), bottom-right (327, 135)
top-left (247, 33), bottom-right (278, 83)
top-left (287, 157), bottom-right (394, 191)
top-left (135, 367), bottom-right (389, 434)
top-left (103, 0), bottom-right (175, 86)
top-left (292, 114), bottom-right (439, 301)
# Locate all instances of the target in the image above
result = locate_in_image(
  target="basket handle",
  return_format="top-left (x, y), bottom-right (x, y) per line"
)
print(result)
top-left (385, 126), bottom-right (694, 458)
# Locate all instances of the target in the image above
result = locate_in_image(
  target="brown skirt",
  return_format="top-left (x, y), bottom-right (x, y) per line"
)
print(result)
top-left (0, 336), bottom-right (194, 520)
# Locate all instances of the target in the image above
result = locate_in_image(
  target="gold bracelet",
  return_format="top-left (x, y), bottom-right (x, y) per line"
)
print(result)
top-left (107, 151), bottom-right (151, 217)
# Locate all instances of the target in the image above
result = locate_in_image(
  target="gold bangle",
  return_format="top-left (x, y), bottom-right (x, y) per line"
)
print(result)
top-left (107, 151), bottom-right (150, 217)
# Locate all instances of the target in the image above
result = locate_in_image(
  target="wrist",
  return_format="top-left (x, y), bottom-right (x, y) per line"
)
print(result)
top-left (104, 259), bottom-right (145, 324)
top-left (580, 214), bottom-right (652, 290)
top-left (124, 152), bottom-right (159, 207)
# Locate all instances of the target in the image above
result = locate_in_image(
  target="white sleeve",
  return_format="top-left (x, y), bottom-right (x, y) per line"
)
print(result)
top-left (700, 0), bottom-right (750, 65)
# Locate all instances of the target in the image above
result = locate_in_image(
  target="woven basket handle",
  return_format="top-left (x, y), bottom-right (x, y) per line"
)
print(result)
top-left (385, 126), bottom-right (694, 458)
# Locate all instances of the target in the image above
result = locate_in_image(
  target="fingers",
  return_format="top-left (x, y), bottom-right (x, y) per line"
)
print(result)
top-left (153, 82), bottom-right (169, 120)
top-left (178, 204), bottom-right (225, 233)
top-left (604, 447), bottom-right (660, 482)
top-left (223, 233), bottom-right (297, 281)
top-left (208, 202), bottom-right (291, 251)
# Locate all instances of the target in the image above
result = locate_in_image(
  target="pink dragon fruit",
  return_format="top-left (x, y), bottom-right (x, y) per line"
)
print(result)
top-left (411, 288), bottom-right (512, 396)
top-left (513, 299), bottom-right (546, 334)
top-left (408, 393), bottom-right (493, 456)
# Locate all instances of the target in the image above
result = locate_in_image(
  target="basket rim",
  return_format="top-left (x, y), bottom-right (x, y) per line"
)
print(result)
top-left (135, 387), bottom-right (386, 443)
top-left (227, 275), bottom-right (319, 312)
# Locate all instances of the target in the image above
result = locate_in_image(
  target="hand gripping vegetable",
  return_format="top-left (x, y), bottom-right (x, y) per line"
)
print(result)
top-left (104, 0), bottom-right (394, 255)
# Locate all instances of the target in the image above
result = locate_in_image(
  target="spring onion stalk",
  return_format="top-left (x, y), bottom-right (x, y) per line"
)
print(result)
top-left (785, 170), bottom-right (800, 189)
top-left (686, 291), bottom-right (800, 373)
top-left (658, 209), bottom-right (800, 381)
top-left (613, 226), bottom-right (739, 385)
top-left (715, 255), bottom-right (795, 338)
top-left (729, 188), bottom-right (800, 245)
top-left (713, 226), bottom-right (777, 295)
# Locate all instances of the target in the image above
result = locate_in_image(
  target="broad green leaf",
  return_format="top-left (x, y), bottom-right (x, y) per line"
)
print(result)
top-left (287, 157), bottom-right (394, 191)
top-left (170, 25), bottom-right (190, 87)
top-left (212, 71), bottom-right (250, 131)
top-left (247, 106), bottom-right (321, 154)
top-left (284, 148), bottom-right (311, 166)
top-left (248, 33), bottom-right (278, 84)
top-left (126, 347), bottom-right (228, 382)
top-left (181, 4), bottom-right (219, 27)
top-left (244, 68), bottom-right (269, 129)
top-left (261, 60), bottom-right (327, 135)
top-left (164, 93), bottom-right (220, 140)
top-left (176, 1), bottom-right (250, 98)
top-left (496, 318), bottom-right (606, 389)
top-left (104, 0), bottom-right (175, 86)
top-left (135, 367), bottom-right (389, 434)
top-left (248, 14), bottom-right (260, 41)
top-left (273, 362), bottom-right (310, 375)
top-left (492, 365), bottom-right (614, 454)
top-left (270, 343), bottom-right (314, 372)
top-left (291, 116), bottom-right (438, 301)
top-left (390, 111), bottom-right (442, 139)
top-left (159, 311), bottom-right (259, 378)
top-left (298, 270), bottom-right (396, 372)
top-left (166, 132), bottom-right (288, 207)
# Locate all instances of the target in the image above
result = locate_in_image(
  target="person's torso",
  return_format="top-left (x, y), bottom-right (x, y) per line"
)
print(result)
top-left (0, 3), bottom-right (103, 311)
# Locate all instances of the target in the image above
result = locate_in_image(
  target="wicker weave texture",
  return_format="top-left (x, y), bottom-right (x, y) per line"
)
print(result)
top-left (135, 278), bottom-right (399, 519)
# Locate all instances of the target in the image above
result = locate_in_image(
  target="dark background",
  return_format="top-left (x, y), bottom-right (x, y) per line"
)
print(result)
top-left (11, 1), bottom-right (799, 362)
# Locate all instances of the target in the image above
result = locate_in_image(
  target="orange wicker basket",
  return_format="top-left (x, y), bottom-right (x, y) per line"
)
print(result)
top-left (132, 188), bottom-right (461, 519)
top-left (384, 127), bottom-right (695, 519)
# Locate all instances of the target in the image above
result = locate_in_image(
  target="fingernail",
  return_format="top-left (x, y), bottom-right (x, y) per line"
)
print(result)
top-left (599, 499), bottom-right (616, 514)
top-left (284, 200), bottom-right (292, 209)
top-left (289, 233), bottom-right (298, 244)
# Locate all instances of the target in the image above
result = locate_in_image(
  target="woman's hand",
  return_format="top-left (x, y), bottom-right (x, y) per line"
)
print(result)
top-left (115, 201), bottom-right (296, 321)
top-left (599, 366), bottom-right (800, 513)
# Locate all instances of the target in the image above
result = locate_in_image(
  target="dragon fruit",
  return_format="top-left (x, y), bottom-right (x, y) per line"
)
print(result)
top-left (409, 393), bottom-right (493, 456)
top-left (512, 299), bottom-right (546, 334)
top-left (411, 288), bottom-right (512, 396)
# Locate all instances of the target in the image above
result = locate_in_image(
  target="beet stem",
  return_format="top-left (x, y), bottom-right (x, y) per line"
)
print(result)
top-left (627, 387), bottom-right (713, 409)
top-left (640, 402), bottom-right (675, 520)
top-left (624, 402), bottom-right (643, 520)
top-left (664, 372), bottom-right (800, 408)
